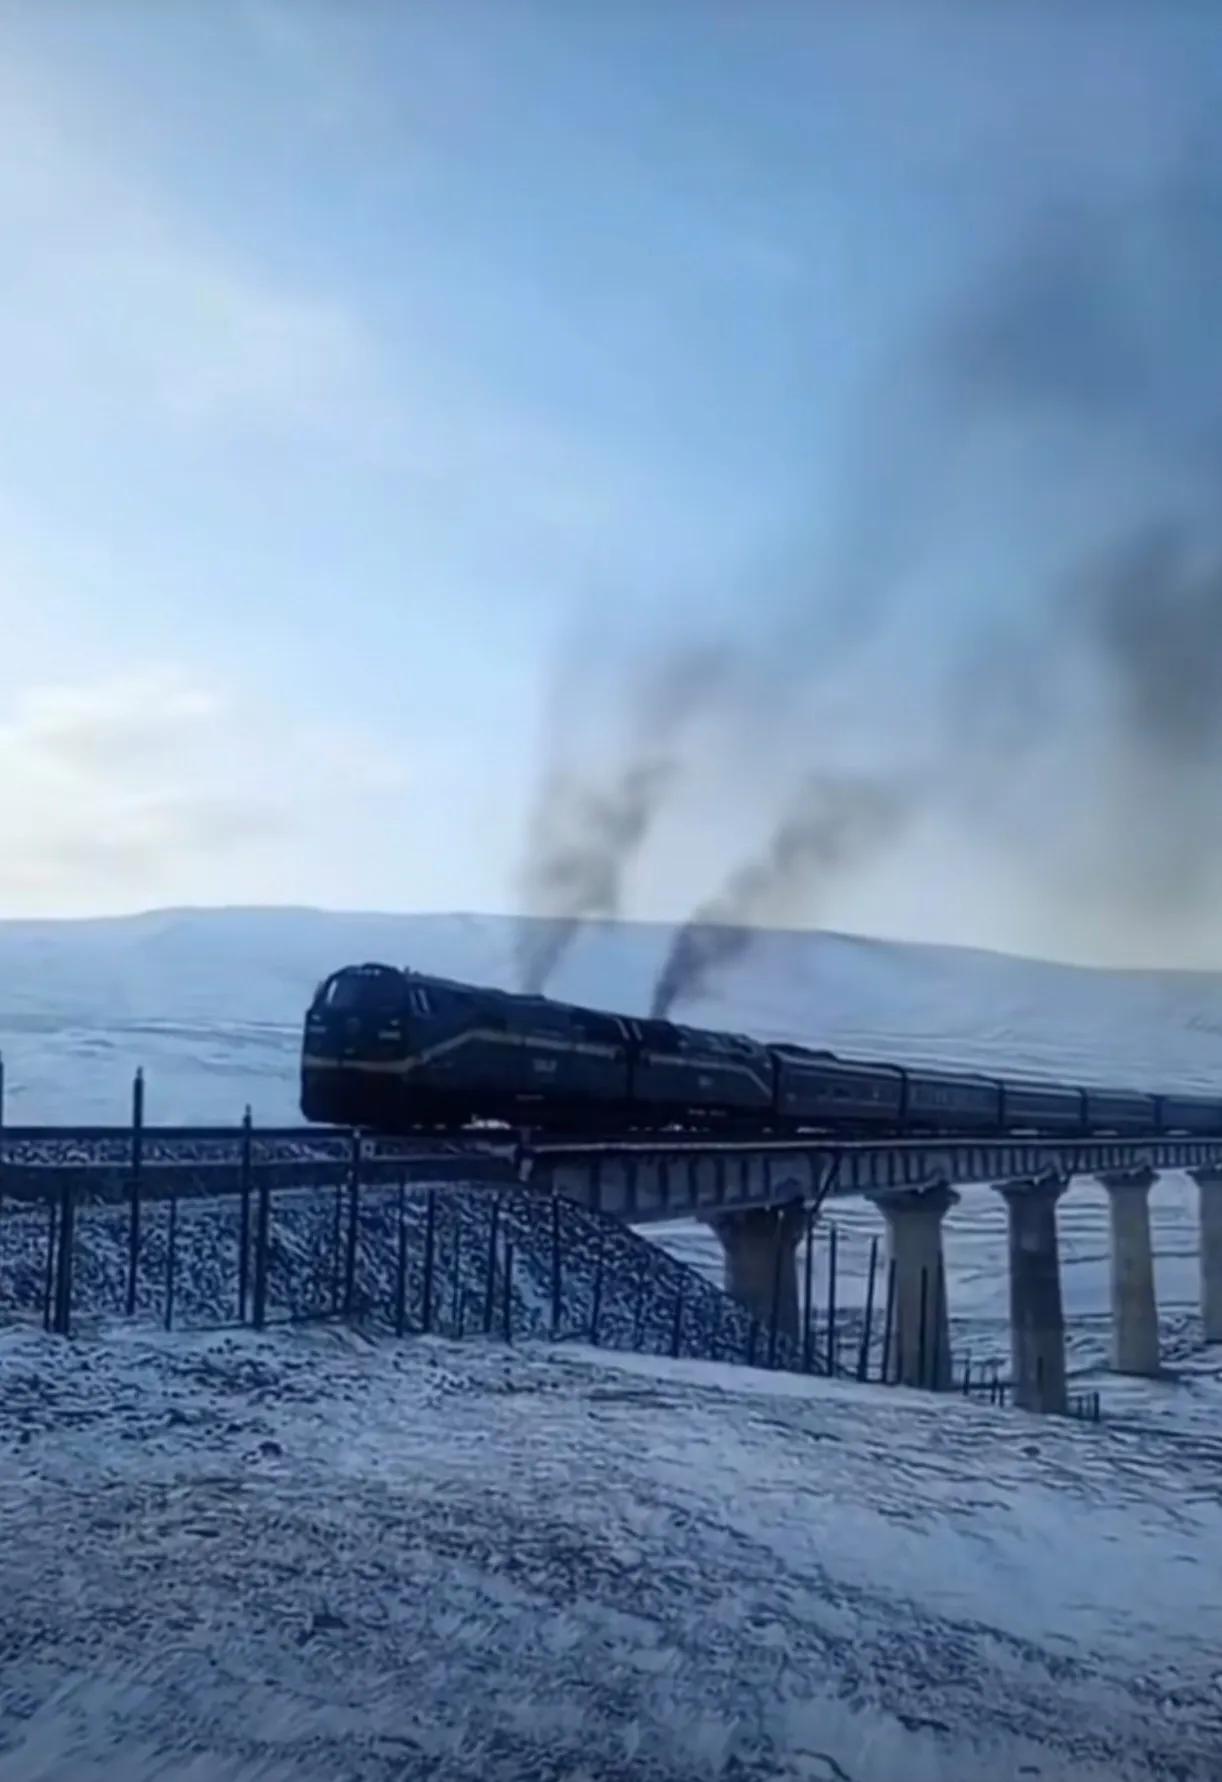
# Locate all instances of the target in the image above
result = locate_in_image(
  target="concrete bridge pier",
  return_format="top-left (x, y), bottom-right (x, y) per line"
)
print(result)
top-left (1096, 1166), bottom-right (1160, 1376)
top-left (708, 1202), bottom-right (806, 1340)
top-left (1189, 1166), bottom-right (1222, 1343)
top-left (994, 1173), bottom-right (1069, 1414)
top-left (869, 1180), bottom-right (957, 1389)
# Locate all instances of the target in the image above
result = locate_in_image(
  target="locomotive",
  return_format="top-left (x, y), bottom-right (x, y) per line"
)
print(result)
top-left (299, 961), bottom-right (1222, 1140)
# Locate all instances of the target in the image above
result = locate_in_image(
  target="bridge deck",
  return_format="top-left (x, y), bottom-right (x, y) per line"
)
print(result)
top-left (2, 1125), bottom-right (1220, 1218)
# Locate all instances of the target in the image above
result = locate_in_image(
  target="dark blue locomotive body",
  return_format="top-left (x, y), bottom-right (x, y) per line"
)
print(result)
top-left (300, 961), bottom-right (1222, 1140)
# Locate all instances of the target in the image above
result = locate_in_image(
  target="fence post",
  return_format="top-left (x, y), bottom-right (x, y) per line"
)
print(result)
top-left (237, 1106), bottom-right (253, 1322)
top-left (670, 1275), bottom-right (685, 1359)
top-left (588, 1225), bottom-right (604, 1346)
top-left (746, 1317), bottom-right (759, 1368)
top-left (395, 1179), bottom-right (408, 1338)
top-left (501, 1237), bottom-right (514, 1344)
top-left (930, 1257), bottom-right (945, 1392)
top-left (632, 1266), bottom-right (647, 1351)
top-left (125, 1068), bottom-right (144, 1317)
top-left (550, 1193), bottom-right (562, 1339)
top-left (483, 1197), bottom-right (500, 1335)
top-left (251, 1174), bottom-right (272, 1330)
top-left (329, 1183), bottom-right (343, 1313)
top-left (42, 1199), bottom-right (58, 1333)
top-left (450, 1214), bottom-right (463, 1336)
top-left (766, 1213), bottom-right (784, 1368)
top-left (962, 1352), bottom-right (972, 1397)
top-left (53, 1179), bottom-right (75, 1337)
top-left (826, 1223), bottom-right (839, 1376)
top-left (343, 1133), bottom-right (361, 1319)
top-left (917, 1266), bottom-right (929, 1390)
top-left (880, 1258), bottom-right (896, 1383)
top-left (857, 1234), bottom-right (879, 1381)
top-left (421, 1189), bottom-right (436, 1335)
top-left (802, 1210), bottom-right (816, 1372)
top-left (164, 1186), bottom-right (178, 1332)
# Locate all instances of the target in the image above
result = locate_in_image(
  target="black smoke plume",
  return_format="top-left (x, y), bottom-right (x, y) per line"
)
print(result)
top-left (650, 146), bottom-right (1222, 1005)
top-left (1060, 516), bottom-right (1222, 917)
top-left (516, 643), bottom-right (729, 992)
top-left (651, 773), bottom-right (906, 1019)
top-left (533, 114), bottom-right (1222, 986)
top-left (1086, 518), bottom-right (1222, 763)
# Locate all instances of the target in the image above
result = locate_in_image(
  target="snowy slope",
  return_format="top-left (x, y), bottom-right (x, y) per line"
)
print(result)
top-left (2, 1322), bottom-right (1220, 1781)
top-left (4, 905), bottom-right (1222, 1124)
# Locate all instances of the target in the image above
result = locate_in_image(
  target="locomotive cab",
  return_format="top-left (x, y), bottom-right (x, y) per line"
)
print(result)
top-left (301, 963), bottom-right (411, 1123)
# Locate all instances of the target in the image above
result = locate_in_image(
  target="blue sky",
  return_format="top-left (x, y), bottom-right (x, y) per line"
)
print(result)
top-left (4, 3), bottom-right (1222, 964)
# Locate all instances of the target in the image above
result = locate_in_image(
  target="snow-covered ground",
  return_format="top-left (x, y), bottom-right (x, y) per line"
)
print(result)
top-left (2, 1321), bottom-right (1220, 1781)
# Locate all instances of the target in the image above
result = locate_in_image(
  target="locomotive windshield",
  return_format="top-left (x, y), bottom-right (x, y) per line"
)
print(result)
top-left (317, 967), bottom-right (405, 1014)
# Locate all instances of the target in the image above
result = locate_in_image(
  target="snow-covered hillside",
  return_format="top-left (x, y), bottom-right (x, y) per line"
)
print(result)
top-left (4, 905), bottom-right (1222, 1124)
top-left (2, 1322), bottom-right (1220, 1781)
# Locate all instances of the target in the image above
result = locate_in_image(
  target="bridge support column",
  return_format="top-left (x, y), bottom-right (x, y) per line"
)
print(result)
top-left (1189, 1167), bottom-right (1222, 1343)
top-left (870, 1180), bottom-right (957, 1389)
top-left (708, 1202), bottom-right (805, 1341)
top-left (1097, 1167), bottom-right (1160, 1376)
top-left (994, 1174), bottom-right (1069, 1414)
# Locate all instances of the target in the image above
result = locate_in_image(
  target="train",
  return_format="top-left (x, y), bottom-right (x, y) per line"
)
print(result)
top-left (299, 960), bottom-right (1222, 1140)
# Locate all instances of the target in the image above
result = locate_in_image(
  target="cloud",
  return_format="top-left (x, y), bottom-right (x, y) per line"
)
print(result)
top-left (0, 667), bottom-right (411, 915)
top-left (13, 677), bottom-right (220, 771)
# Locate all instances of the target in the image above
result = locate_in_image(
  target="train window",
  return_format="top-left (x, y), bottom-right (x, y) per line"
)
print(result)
top-left (576, 1011), bottom-right (622, 1045)
top-left (410, 988), bottom-right (432, 1016)
top-left (323, 971), bottom-right (403, 1013)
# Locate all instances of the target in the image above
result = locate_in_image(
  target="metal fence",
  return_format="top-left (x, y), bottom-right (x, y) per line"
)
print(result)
top-left (0, 1171), bottom-right (1103, 1423)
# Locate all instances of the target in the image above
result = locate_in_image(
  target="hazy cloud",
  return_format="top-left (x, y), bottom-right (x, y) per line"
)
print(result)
top-left (0, 668), bottom-right (410, 914)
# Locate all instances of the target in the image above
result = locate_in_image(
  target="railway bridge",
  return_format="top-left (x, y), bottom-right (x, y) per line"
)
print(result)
top-left (523, 1128), bottom-right (1222, 1413)
top-left (5, 1110), bottom-right (1222, 1417)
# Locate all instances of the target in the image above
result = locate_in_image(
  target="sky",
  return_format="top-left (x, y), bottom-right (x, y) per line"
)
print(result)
top-left (4, 2), bottom-right (1222, 968)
